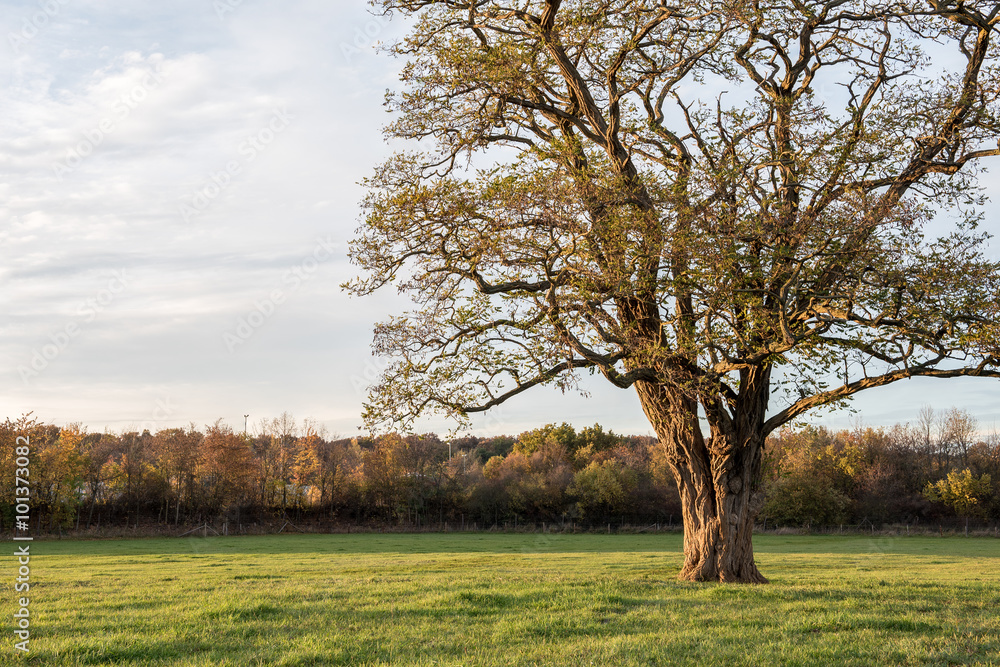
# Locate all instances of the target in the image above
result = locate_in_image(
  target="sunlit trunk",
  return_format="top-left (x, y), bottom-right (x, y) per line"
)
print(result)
top-left (636, 380), bottom-right (768, 583)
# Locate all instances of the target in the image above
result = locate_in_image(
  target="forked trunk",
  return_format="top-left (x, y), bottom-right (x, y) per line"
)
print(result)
top-left (636, 380), bottom-right (768, 584)
top-left (675, 454), bottom-right (767, 583)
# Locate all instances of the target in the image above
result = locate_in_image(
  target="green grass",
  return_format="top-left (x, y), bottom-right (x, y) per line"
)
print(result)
top-left (4, 533), bottom-right (999, 665)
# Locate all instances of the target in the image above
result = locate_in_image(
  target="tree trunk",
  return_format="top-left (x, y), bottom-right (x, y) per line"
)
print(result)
top-left (674, 455), bottom-right (767, 583)
top-left (636, 380), bottom-right (768, 584)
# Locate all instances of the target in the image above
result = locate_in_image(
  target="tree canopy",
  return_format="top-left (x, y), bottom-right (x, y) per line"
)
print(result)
top-left (347, 0), bottom-right (1000, 581)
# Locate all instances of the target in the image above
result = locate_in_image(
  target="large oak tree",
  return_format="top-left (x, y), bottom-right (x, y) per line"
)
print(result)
top-left (347, 0), bottom-right (1000, 582)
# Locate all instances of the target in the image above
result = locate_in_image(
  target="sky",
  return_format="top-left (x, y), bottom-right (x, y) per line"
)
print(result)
top-left (1, 1), bottom-right (998, 439)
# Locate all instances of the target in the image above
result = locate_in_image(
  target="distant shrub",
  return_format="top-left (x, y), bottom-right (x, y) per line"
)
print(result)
top-left (762, 475), bottom-right (851, 527)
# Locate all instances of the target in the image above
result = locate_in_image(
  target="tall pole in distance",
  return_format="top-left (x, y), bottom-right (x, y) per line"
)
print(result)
top-left (244, 414), bottom-right (249, 436)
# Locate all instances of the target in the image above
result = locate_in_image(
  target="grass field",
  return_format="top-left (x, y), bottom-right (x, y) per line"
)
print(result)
top-left (3, 532), bottom-right (999, 666)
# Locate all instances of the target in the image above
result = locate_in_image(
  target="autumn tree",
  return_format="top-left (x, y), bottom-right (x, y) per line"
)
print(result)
top-left (924, 468), bottom-right (993, 520)
top-left (361, 434), bottom-right (413, 521)
top-left (152, 426), bottom-right (203, 525)
top-left (916, 405), bottom-right (942, 474)
top-left (270, 412), bottom-right (300, 512)
top-left (761, 427), bottom-right (853, 527)
top-left (0, 415), bottom-right (50, 531)
top-left (298, 437), bottom-right (364, 517)
top-left (292, 420), bottom-right (350, 512)
top-left (79, 432), bottom-right (122, 528)
top-left (939, 407), bottom-right (979, 468)
top-left (570, 458), bottom-right (638, 520)
top-left (348, 0), bottom-right (1000, 582)
top-left (292, 428), bottom-right (327, 507)
top-left (34, 425), bottom-right (88, 529)
top-left (103, 430), bottom-right (154, 528)
top-left (199, 422), bottom-right (256, 516)
top-left (476, 445), bottom-right (574, 521)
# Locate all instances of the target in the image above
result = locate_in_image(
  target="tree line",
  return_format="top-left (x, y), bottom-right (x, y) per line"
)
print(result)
top-left (2, 408), bottom-right (997, 534)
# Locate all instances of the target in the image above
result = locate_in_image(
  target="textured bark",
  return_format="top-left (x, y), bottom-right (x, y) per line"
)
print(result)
top-left (674, 460), bottom-right (767, 583)
top-left (636, 380), bottom-right (768, 584)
